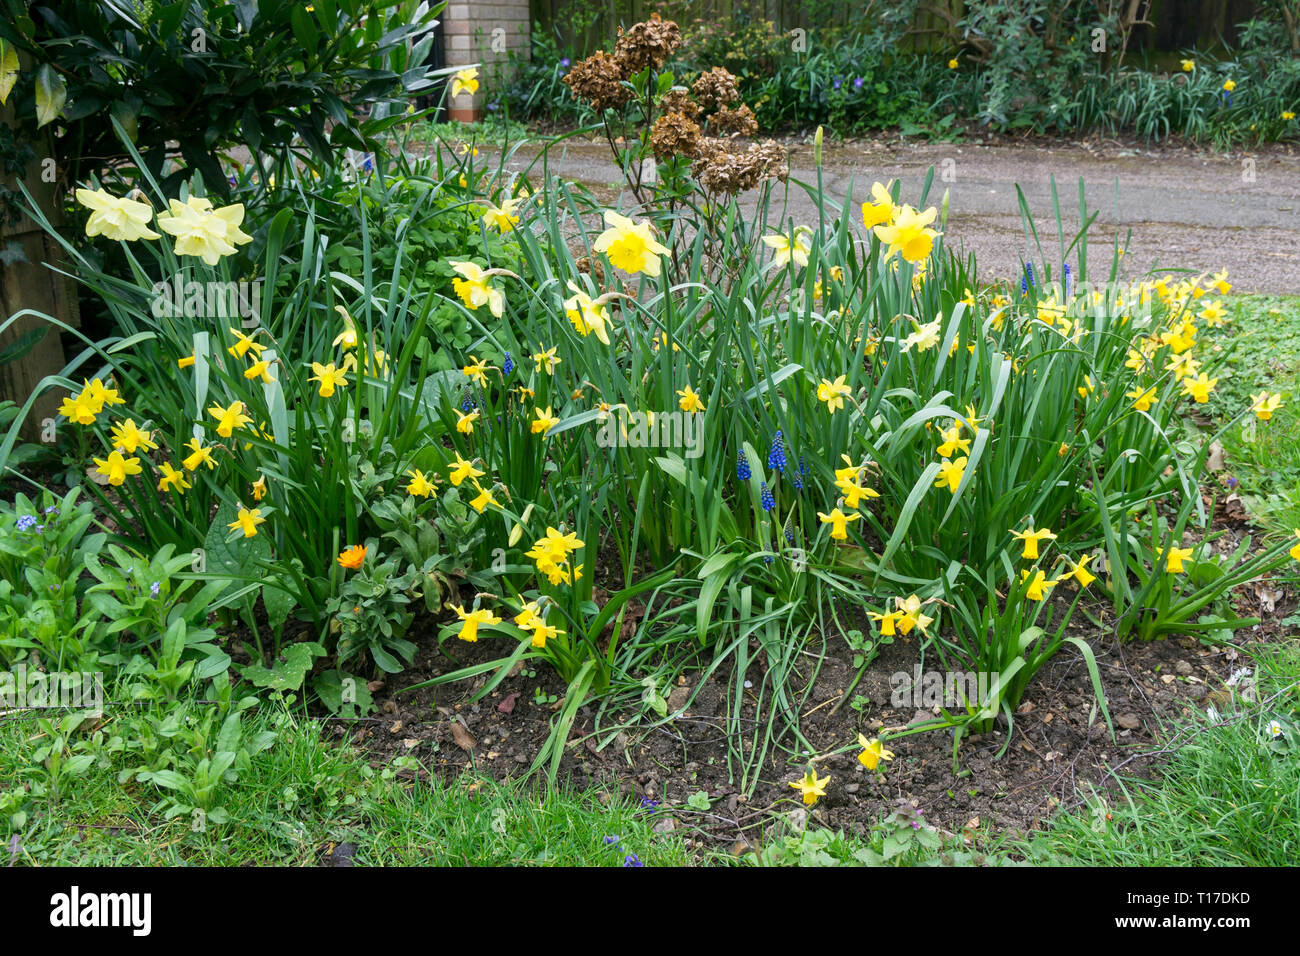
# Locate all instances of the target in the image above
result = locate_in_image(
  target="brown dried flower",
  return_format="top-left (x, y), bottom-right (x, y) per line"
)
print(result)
top-left (574, 255), bottom-right (607, 284)
top-left (563, 51), bottom-right (633, 111)
top-left (657, 88), bottom-right (701, 120)
top-left (709, 103), bottom-right (758, 137)
top-left (692, 67), bottom-right (740, 110)
top-left (692, 138), bottom-right (788, 196)
top-left (650, 110), bottom-right (702, 161)
top-left (614, 14), bottom-right (683, 74)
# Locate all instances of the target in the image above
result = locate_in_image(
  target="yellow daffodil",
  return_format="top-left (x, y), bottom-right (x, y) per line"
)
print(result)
top-left (874, 203), bottom-right (940, 263)
top-left (456, 408), bottom-right (480, 433)
top-left (451, 604), bottom-right (500, 642)
top-left (936, 424), bottom-right (970, 457)
top-left (1161, 545), bottom-right (1194, 573)
top-left (227, 507), bottom-right (265, 538)
top-left (1223, 79), bottom-right (1236, 92)
top-left (1020, 568), bottom-right (1054, 601)
top-left (868, 609), bottom-right (904, 636)
top-left (835, 477), bottom-right (880, 509)
top-left (181, 437), bottom-right (216, 471)
top-left (1127, 385), bottom-right (1157, 412)
top-left (531, 406), bottom-right (560, 435)
top-left (244, 358), bottom-right (274, 383)
top-left (227, 328), bottom-right (266, 359)
top-left (75, 188), bottom-right (160, 242)
top-left (901, 318), bottom-right (942, 353)
top-left (462, 355), bottom-right (493, 388)
top-left (448, 453), bottom-right (485, 486)
top-left (563, 281), bottom-right (619, 345)
top-left (861, 181), bottom-right (896, 229)
top-left (481, 196), bottom-right (521, 232)
top-left (677, 384), bottom-right (706, 414)
top-left (468, 480), bottom-right (499, 513)
top-left (857, 734), bottom-right (895, 770)
top-left (817, 507), bottom-right (860, 540)
top-left (1181, 59), bottom-right (1195, 71)
top-left (1180, 372), bottom-right (1217, 403)
top-left (406, 468), bottom-right (436, 497)
top-left (789, 769), bottom-right (830, 806)
top-left (156, 195), bottom-right (252, 265)
top-left (816, 374), bottom-right (852, 414)
top-left (1250, 392), bottom-right (1283, 420)
top-left (450, 260), bottom-right (506, 317)
top-left (208, 400), bottom-right (253, 438)
top-left (895, 594), bottom-right (934, 635)
top-left (251, 475), bottom-right (267, 501)
top-left (450, 67), bottom-right (479, 98)
top-left (532, 345), bottom-right (561, 375)
top-left (1289, 530), bottom-right (1300, 563)
top-left (84, 379), bottom-right (124, 409)
top-left (157, 462), bottom-right (190, 494)
top-left (934, 456), bottom-right (968, 493)
top-left (91, 451), bottom-right (142, 486)
top-left (761, 225), bottom-right (812, 268)
top-left (109, 419), bottom-right (157, 454)
top-left (1059, 553), bottom-right (1097, 588)
top-left (1010, 525), bottom-right (1057, 560)
top-left (1200, 300), bottom-right (1227, 327)
top-left (177, 353), bottom-right (196, 369)
top-left (332, 306), bottom-right (359, 350)
top-left (309, 361), bottom-right (348, 397)
top-left (592, 210), bottom-right (671, 277)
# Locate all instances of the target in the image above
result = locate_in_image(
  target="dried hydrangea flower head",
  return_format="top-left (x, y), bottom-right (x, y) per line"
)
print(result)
top-left (692, 66), bottom-right (741, 110)
top-left (709, 103), bottom-right (758, 137)
top-left (563, 51), bottom-right (633, 111)
top-left (613, 14), bottom-right (683, 74)
top-left (656, 88), bottom-right (701, 119)
top-left (650, 110), bottom-right (702, 161)
top-left (692, 139), bottom-right (788, 195)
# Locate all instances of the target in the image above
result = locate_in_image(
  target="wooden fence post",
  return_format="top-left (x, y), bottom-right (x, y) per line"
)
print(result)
top-left (0, 94), bottom-right (79, 443)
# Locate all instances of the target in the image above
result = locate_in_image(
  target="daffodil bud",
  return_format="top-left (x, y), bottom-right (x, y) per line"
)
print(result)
top-left (940, 188), bottom-right (950, 230)
top-left (813, 125), bottom-right (823, 167)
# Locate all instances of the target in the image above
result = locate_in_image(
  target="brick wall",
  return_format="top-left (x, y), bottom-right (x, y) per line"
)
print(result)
top-left (442, 0), bottom-right (531, 121)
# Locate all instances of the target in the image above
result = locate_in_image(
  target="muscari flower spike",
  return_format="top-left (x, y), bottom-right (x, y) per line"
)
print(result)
top-left (503, 351), bottom-right (515, 376)
top-left (736, 449), bottom-right (751, 481)
top-left (1062, 262), bottom-right (1071, 296)
top-left (761, 481), bottom-right (776, 512)
top-left (767, 430), bottom-right (786, 473)
top-left (784, 517), bottom-right (795, 545)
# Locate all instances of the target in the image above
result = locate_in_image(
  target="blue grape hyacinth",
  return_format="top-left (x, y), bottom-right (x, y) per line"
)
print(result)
top-left (760, 482), bottom-right (775, 512)
top-left (736, 449), bottom-right (751, 481)
top-left (767, 431), bottom-right (786, 473)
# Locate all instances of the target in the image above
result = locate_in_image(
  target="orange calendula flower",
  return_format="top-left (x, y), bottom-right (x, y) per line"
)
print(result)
top-left (337, 545), bottom-right (367, 570)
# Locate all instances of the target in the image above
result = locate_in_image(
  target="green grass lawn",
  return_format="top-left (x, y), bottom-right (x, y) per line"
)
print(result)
top-left (1014, 644), bottom-right (1300, 865)
top-left (0, 711), bottom-right (696, 866)
top-left (1205, 294), bottom-right (1300, 536)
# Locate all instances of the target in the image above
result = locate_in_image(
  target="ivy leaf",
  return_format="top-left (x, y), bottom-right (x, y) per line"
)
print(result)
top-left (0, 40), bottom-right (18, 107)
top-left (34, 63), bottom-right (66, 127)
